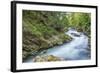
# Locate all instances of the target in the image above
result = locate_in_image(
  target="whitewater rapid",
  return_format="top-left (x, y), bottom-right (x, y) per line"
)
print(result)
top-left (44, 28), bottom-right (90, 60)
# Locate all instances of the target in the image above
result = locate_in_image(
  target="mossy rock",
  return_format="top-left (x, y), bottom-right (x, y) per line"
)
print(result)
top-left (33, 55), bottom-right (62, 62)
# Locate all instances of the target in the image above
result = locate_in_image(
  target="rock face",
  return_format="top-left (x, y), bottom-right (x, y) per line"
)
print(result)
top-left (33, 55), bottom-right (62, 62)
top-left (22, 32), bottom-right (72, 60)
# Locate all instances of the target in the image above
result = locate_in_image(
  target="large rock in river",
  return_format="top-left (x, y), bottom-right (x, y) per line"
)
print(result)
top-left (33, 55), bottom-right (63, 62)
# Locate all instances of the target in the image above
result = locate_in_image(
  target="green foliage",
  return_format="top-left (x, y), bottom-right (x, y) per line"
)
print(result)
top-left (67, 12), bottom-right (91, 35)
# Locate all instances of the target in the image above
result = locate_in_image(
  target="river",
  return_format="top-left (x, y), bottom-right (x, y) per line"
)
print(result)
top-left (24, 28), bottom-right (90, 62)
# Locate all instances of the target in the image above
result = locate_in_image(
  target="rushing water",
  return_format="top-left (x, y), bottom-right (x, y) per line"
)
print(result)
top-left (24, 28), bottom-right (90, 62)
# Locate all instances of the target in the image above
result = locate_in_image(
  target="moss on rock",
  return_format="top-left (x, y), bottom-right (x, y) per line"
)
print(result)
top-left (33, 55), bottom-right (62, 62)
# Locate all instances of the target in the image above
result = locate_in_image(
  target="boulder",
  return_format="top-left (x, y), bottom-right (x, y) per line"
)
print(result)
top-left (33, 55), bottom-right (62, 62)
